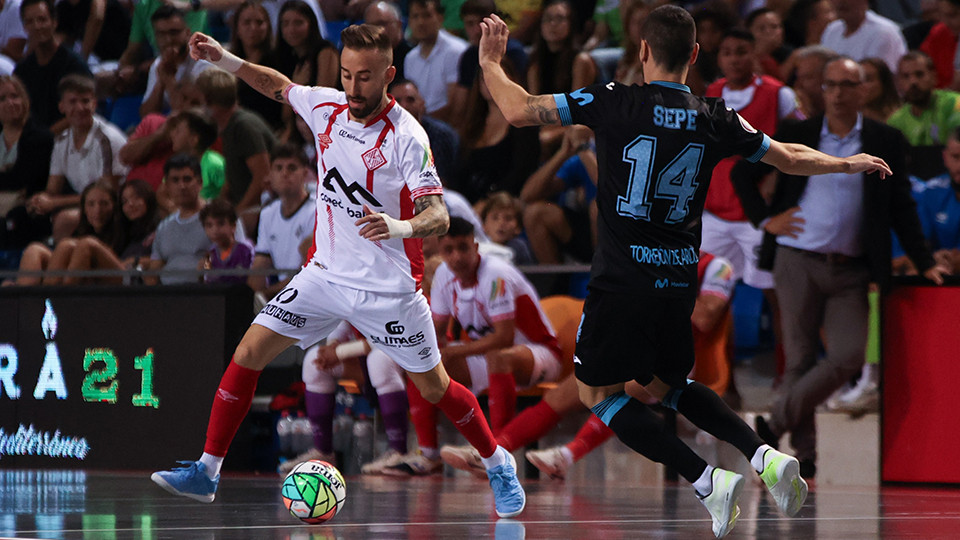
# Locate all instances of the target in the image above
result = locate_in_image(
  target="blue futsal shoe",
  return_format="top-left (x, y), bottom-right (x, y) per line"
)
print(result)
top-left (486, 447), bottom-right (526, 518)
top-left (151, 460), bottom-right (219, 503)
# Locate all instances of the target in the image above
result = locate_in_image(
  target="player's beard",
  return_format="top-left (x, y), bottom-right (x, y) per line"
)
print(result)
top-left (348, 94), bottom-right (383, 120)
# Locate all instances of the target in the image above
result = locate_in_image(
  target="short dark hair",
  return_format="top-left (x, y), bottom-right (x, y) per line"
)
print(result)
top-left (745, 7), bottom-right (775, 28)
top-left (341, 23), bottom-right (393, 59)
top-left (642, 5), bottom-right (697, 73)
top-left (196, 68), bottom-right (238, 109)
top-left (171, 109), bottom-right (218, 151)
top-left (151, 3), bottom-right (185, 25)
top-left (442, 216), bottom-right (475, 239)
top-left (460, 0), bottom-right (496, 18)
top-left (20, 0), bottom-right (54, 20)
top-left (898, 50), bottom-right (936, 73)
top-left (271, 142), bottom-right (309, 166)
top-left (409, 0), bottom-right (444, 15)
top-left (200, 198), bottom-right (237, 225)
top-left (164, 152), bottom-right (202, 178)
top-left (58, 74), bottom-right (96, 99)
top-left (721, 27), bottom-right (756, 45)
top-left (388, 77), bottom-right (416, 93)
top-left (479, 191), bottom-right (522, 223)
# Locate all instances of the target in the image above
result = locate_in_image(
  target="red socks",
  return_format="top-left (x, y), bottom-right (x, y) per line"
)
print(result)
top-left (496, 400), bottom-right (562, 451)
top-left (436, 380), bottom-right (497, 458)
top-left (203, 360), bottom-right (261, 457)
top-left (566, 414), bottom-right (615, 462)
top-left (406, 378), bottom-right (439, 451)
top-left (487, 372), bottom-right (517, 435)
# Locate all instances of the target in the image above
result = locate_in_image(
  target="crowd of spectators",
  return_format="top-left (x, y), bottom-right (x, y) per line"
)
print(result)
top-left (0, 0), bottom-right (958, 291)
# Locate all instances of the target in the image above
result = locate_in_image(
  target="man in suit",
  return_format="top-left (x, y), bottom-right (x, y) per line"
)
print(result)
top-left (754, 57), bottom-right (951, 478)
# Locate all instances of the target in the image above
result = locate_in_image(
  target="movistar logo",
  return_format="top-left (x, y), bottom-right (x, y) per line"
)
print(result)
top-left (655, 278), bottom-right (669, 289)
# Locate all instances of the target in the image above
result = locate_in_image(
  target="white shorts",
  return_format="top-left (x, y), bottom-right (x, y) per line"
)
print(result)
top-left (462, 343), bottom-right (563, 395)
top-left (700, 211), bottom-right (775, 289)
top-left (253, 264), bottom-right (442, 373)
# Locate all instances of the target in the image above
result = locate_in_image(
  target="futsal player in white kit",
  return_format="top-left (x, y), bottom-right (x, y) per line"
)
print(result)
top-left (150, 24), bottom-right (526, 518)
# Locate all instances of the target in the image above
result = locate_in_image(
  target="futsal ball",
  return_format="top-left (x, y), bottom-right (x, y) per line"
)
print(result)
top-left (281, 460), bottom-right (347, 524)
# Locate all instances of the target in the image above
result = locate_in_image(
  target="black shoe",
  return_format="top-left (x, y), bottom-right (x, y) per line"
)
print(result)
top-left (799, 459), bottom-right (817, 479)
top-left (755, 415), bottom-right (780, 450)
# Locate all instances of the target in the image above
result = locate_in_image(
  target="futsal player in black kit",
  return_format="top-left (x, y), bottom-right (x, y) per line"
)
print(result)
top-left (478, 6), bottom-right (894, 538)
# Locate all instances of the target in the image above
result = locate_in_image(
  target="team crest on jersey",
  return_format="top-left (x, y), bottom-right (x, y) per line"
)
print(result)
top-left (362, 148), bottom-right (387, 171)
top-left (421, 147), bottom-right (435, 171)
top-left (318, 133), bottom-right (333, 149)
top-left (489, 278), bottom-right (507, 300)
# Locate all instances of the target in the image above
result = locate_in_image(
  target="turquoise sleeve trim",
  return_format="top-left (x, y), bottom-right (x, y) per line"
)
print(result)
top-left (747, 134), bottom-right (771, 163)
top-left (553, 93), bottom-right (572, 126)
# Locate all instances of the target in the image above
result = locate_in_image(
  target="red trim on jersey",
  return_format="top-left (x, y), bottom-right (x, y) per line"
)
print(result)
top-left (303, 213), bottom-right (319, 267)
top-left (697, 251), bottom-right (716, 284)
top-left (318, 104), bottom-right (350, 161)
top-left (399, 184), bottom-right (423, 290)
top-left (363, 96), bottom-right (396, 128)
top-left (283, 84), bottom-right (297, 113)
top-left (412, 186), bottom-right (444, 199)
top-left (366, 121), bottom-right (396, 191)
top-left (515, 294), bottom-right (562, 358)
top-left (325, 204), bottom-right (335, 256)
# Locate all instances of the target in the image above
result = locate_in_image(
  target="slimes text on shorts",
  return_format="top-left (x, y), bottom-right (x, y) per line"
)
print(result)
top-left (368, 331), bottom-right (426, 348)
top-left (629, 245), bottom-right (699, 267)
top-left (260, 304), bottom-right (308, 328)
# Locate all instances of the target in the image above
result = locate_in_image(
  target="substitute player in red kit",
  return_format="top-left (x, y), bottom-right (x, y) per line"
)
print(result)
top-left (150, 24), bottom-right (526, 518)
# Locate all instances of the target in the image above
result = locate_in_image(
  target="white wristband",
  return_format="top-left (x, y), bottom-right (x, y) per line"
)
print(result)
top-left (381, 213), bottom-right (414, 239)
top-left (334, 340), bottom-right (367, 359)
top-left (213, 49), bottom-right (244, 73)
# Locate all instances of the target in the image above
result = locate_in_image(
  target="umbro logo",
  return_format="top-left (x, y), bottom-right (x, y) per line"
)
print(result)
top-left (217, 389), bottom-right (239, 403)
top-left (573, 356), bottom-right (582, 365)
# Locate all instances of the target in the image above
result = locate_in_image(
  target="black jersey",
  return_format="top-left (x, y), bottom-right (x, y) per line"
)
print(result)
top-left (554, 81), bottom-right (770, 297)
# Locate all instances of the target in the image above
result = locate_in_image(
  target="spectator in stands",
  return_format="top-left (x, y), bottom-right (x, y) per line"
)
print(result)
top-left (783, 0), bottom-right (835, 49)
top-left (230, 1), bottom-right (282, 130)
top-left (59, 178), bottom-right (160, 285)
top-left (167, 108), bottom-right (224, 202)
top-left (914, 127), bottom-right (960, 272)
top-left (114, 0), bottom-right (206, 95)
top-left (119, 76), bottom-right (205, 201)
top-left (28, 74), bottom-right (126, 241)
top-left (275, 0), bottom-right (338, 89)
top-left (55, 0), bottom-right (130, 68)
top-left (889, 51), bottom-right (960, 147)
top-left (14, 0), bottom-right (91, 129)
top-left (860, 57), bottom-right (901, 122)
top-left (747, 8), bottom-right (791, 80)
top-left (143, 154), bottom-right (244, 285)
top-left (363, 1), bottom-right (410, 81)
top-left (449, 0), bottom-right (528, 127)
top-left (526, 0), bottom-right (597, 96)
top-left (755, 57), bottom-right (949, 479)
top-left (0, 0), bottom-right (27, 64)
top-left (140, 5), bottom-right (212, 118)
top-left (583, 0), bottom-right (624, 51)
top-left (521, 125), bottom-right (596, 265)
top-left (249, 143), bottom-right (314, 300)
top-left (199, 198), bottom-right (252, 285)
top-left (615, 0), bottom-right (653, 86)
top-left (15, 180), bottom-right (116, 285)
top-left (196, 68), bottom-right (275, 222)
top-left (389, 78), bottom-right (459, 185)
top-left (688, 1), bottom-right (739, 96)
top-left (404, 0), bottom-right (468, 123)
top-left (820, 0), bottom-right (906, 71)
top-left (784, 45), bottom-right (837, 119)
top-left (387, 217), bottom-right (564, 475)
top-left (920, 0), bottom-right (960, 89)
top-left (496, 0), bottom-right (540, 44)
top-left (450, 59), bottom-right (539, 204)
top-left (478, 191), bottom-right (534, 265)
top-left (0, 74), bottom-right (54, 250)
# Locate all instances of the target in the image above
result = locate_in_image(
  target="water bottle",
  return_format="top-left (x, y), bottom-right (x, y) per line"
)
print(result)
top-left (351, 414), bottom-right (374, 475)
top-left (277, 410), bottom-right (294, 458)
top-left (293, 411), bottom-right (313, 455)
top-left (333, 408), bottom-right (355, 472)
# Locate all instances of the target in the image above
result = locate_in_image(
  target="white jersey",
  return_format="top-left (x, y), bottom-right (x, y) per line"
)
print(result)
top-left (431, 256), bottom-right (561, 357)
top-left (255, 195), bottom-right (317, 280)
top-left (284, 84), bottom-right (444, 293)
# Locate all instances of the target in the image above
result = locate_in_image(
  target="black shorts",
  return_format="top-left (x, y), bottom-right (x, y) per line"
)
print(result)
top-left (574, 288), bottom-right (696, 387)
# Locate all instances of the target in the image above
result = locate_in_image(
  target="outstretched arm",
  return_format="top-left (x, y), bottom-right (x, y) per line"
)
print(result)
top-left (356, 194), bottom-right (450, 241)
top-left (761, 139), bottom-right (892, 178)
top-left (189, 32), bottom-right (294, 104)
top-left (478, 15), bottom-right (561, 127)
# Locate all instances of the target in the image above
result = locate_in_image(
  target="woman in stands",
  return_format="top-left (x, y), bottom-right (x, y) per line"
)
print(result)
top-left (450, 60), bottom-right (540, 204)
top-left (15, 181), bottom-right (118, 286)
top-left (0, 74), bottom-right (54, 251)
top-left (275, 0), bottom-right (338, 89)
top-left (615, 0), bottom-right (653, 86)
top-left (860, 57), bottom-right (901, 122)
top-left (60, 178), bottom-right (161, 285)
top-left (231, 1), bottom-right (282, 130)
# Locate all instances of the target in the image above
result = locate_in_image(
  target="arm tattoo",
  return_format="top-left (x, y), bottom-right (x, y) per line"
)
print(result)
top-left (525, 96), bottom-right (560, 125)
top-left (411, 194), bottom-right (449, 238)
top-left (255, 74), bottom-right (285, 103)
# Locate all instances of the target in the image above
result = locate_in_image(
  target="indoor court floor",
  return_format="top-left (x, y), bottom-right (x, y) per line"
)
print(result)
top-left (3, 469), bottom-right (960, 539)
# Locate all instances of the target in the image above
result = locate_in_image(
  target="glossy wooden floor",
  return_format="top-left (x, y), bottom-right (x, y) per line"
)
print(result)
top-left (3, 469), bottom-right (960, 539)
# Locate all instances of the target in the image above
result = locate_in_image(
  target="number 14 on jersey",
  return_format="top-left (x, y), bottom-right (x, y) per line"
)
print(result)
top-left (617, 135), bottom-right (704, 225)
